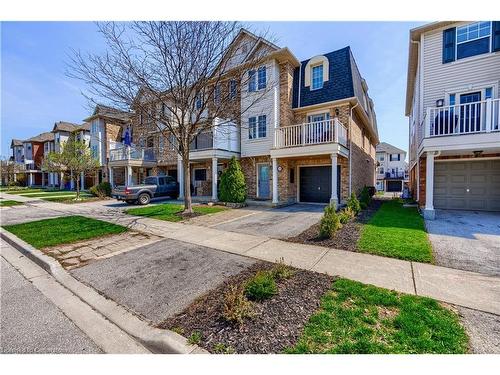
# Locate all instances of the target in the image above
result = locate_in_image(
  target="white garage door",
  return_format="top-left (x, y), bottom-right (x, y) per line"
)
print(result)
top-left (434, 159), bottom-right (500, 211)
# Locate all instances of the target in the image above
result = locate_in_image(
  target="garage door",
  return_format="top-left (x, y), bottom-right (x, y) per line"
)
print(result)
top-left (386, 181), bottom-right (402, 192)
top-left (300, 166), bottom-right (341, 203)
top-left (434, 159), bottom-right (500, 211)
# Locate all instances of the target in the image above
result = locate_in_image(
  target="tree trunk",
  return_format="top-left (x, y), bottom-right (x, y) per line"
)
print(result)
top-left (76, 175), bottom-right (80, 199)
top-left (182, 152), bottom-right (192, 213)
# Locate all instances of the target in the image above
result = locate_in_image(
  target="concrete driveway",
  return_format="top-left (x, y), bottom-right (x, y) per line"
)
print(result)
top-left (212, 204), bottom-right (325, 239)
top-left (71, 238), bottom-right (256, 324)
top-left (426, 210), bottom-right (500, 276)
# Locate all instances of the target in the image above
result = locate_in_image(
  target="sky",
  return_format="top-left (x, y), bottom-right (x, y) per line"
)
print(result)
top-left (0, 21), bottom-right (424, 159)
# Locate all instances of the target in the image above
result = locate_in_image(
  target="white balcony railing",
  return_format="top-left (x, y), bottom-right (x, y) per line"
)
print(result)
top-left (425, 98), bottom-right (500, 138)
top-left (109, 146), bottom-right (156, 162)
top-left (274, 118), bottom-right (348, 149)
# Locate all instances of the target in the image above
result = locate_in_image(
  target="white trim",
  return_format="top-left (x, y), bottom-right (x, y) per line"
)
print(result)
top-left (434, 156), bottom-right (500, 162)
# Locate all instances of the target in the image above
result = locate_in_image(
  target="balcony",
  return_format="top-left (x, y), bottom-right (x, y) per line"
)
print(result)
top-left (425, 98), bottom-right (500, 138)
top-left (381, 171), bottom-right (406, 180)
top-left (190, 132), bottom-right (214, 151)
top-left (274, 118), bottom-right (348, 149)
top-left (188, 120), bottom-right (240, 160)
top-left (109, 146), bottom-right (156, 166)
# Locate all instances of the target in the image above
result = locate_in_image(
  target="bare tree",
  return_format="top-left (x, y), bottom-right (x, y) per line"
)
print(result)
top-left (0, 157), bottom-right (21, 187)
top-left (68, 21), bottom-right (276, 213)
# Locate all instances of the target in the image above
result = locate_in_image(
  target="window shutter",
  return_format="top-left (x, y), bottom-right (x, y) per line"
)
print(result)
top-left (442, 27), bottom-right (456, 63)
top-left (493, 21), bottom-right (500, 52)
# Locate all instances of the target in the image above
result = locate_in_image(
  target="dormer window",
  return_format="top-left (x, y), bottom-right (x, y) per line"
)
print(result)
top-left (311, 65), bottom-right (323, 90)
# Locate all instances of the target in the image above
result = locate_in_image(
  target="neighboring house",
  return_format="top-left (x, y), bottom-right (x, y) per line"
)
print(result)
top-left (84, 105), bottom-right (132, 186)
top-left (23, 132), bottom-right (54, 186)
top-left (10, 139), bottom-right (25, 183)
top-left (118, 29), bottom-right (379, 205)
top-left (406, 21), bottom-right (500, 218)
top-left (375, 142), bottom-right (408, 192)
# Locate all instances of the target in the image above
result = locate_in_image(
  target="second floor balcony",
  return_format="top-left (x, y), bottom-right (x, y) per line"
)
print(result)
top-left (274, 118), bottom-right (348, 149)
top-left (378, 171), bottom-right (407, 180)
top-left (109, 146), bottom-right (156, 166)
top-left (425, 98), bottom-right (500, 138)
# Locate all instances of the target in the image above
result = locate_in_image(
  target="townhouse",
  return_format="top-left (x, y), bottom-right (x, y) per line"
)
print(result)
top-left (406, 21), bottom-right (500, 218)
top-left (104, 29), bottom-right (378, 205)
top-left (375, 142), bottom-right (408, 192)
top-left (10, 121), bottom-right (92, 188)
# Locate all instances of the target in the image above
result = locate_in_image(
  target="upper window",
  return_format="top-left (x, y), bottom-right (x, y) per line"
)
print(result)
top-left (248, 70), bottom-right (256, 92)
top-left (257, 67), bottom-right (266, 90)
top-left (229, 80), bottom-right (237, 100)
top-left (456, 22), bottom-right (491, 60)
top-left (195, 94), bottom-right (203, 110)
top-left (248, 115), bottom-right (266, 139)
top-left (390, 154), bottom-right (401, 161)
top-left (311, 65), bottom-right (323, 90)
top-left (214, 84), bottom-right (221, 105)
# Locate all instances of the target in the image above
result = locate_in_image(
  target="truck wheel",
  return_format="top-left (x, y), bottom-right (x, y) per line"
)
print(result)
top-left (138, 193), bottom-right (151, 205)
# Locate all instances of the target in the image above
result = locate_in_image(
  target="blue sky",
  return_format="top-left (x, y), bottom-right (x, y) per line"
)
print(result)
top-left (1, 21), bottom-right (424, 158)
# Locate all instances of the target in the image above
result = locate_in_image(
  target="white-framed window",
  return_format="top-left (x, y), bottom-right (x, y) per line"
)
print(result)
top-left (248, 70), bottom-right (256, 92)
top-left (248, 115), bottom-right (267, 139)
top-left (91, 145), bottom-right (98, 159)
top-left (456, 21), bottom-right (492, 60)
top-left (311, 65), bottom-right (323, 90)
top-left (257, 66), bottom-right (266, 90)
top-left (214, 84), bottom-right (221, 105)
top-left (379, 167), bottom-right (384, 174)
top-left (91, 121), bottom-right (98, 134)
top-left (229, 80), bottom-right (237, 100)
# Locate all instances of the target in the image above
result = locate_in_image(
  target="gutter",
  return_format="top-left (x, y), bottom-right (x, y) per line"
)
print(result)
top-left (348, 102), bottom-right (359, 196)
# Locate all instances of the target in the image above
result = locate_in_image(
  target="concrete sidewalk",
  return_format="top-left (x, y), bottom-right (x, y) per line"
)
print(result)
top-left (5, 196), bottom-right (500, 316)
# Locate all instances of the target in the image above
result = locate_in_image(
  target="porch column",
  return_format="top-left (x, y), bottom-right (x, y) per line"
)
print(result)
top-left (330, 154), bottom-right (338, 206)
top-left (177, 157), bottom-right (184, 200)
top-left (29, 173), bottom-right (33, 187)
top-left (60, 172), bottom-right (64, 189)
top-left (126, 166), bottom-right (133, 186)
top-left (70, 171), bottom-right (75, 190)
top-left (211, 157), bottom-right (218, 201)
top-left (108, 167), bottom-right (114, 187)
top-left (41, 172), bottom-right (45, 187)
top-left (80, 172), bottom-right (85, 190)
top-left (423, 151), bottom-right (435, 220)
top-left (272, 157), bottom-right (279, 204)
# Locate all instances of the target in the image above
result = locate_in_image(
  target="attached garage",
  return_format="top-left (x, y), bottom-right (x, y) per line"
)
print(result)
top-left (299, 165), bottom-right (340, 203)
top-left (434, 159), bottom-right (500, 211)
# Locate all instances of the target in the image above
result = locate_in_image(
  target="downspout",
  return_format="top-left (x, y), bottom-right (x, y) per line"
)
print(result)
top-left (298, 63), bottom-right (302, 108)
top-left (348, 102), bottom-right (359, 196)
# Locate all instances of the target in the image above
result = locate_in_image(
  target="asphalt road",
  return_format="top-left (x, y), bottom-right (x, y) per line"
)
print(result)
top-left (0, 257), bottom-right (102, 354)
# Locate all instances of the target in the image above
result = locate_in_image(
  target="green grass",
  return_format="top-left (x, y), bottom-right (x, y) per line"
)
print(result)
top-left (0, 200), bottom-right (23, 207)
top-left (125, 203), bottom-right (226, 222)
top-left (286, 279), bottom-right (468, 354)
top-left (3, 215), bottom-right (127, 248)
top-left (358, 200), bottom-right (433, 262)
top-left (1, 188), bottom-right (44, 194)
top-left (42, 196), bottom-right (98, 204)
top-left (16, 191), bottom-right (88, 197)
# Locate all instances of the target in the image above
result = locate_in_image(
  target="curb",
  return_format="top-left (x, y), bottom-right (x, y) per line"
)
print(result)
top-left (0, 228), bottom-right (208, 354)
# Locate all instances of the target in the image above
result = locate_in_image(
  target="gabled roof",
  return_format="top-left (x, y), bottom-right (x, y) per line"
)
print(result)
top-left (78, 122), bottom-right (91, 131)
top-left (11, 139), bottom-right (23, 148)
top-left (376, 142), bottom-right (406, 155)
top-left (52, 121), bottom-right (80, 133)
top-left (84, 104), bottom-right (132, 123)
top-left (25, 132), bottom-right (54, 143)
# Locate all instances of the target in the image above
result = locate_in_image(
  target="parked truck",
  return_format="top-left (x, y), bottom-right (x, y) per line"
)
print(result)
top-left (112, 175), bottom-right (179, 205)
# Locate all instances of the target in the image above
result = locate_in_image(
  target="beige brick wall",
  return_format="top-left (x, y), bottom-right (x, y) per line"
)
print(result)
top-left (240, 156), bottom-right (271, 199)
top-left (279, 61), bottom-right (296, 128)
top-left (349, 114), bottom-right (376, 195)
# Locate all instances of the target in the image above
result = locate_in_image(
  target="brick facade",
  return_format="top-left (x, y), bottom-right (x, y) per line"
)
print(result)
top-left (240, 156), bottom-right (271, 199)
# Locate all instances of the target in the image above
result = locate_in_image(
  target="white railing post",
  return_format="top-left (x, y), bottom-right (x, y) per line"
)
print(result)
top-left (485, 99), bottom-right (492, 133)
top-left (302, 123), bottom-right (306, 146)
top-left (425, 108), bottom-right (431, 138)
top-left (334, 118), bottom-right (339, 143)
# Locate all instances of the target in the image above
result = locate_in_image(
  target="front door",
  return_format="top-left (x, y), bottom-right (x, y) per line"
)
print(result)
top-left (257, 164), bottom-right (270, 199)
top-left (460, 92), bottom-right (481, 133)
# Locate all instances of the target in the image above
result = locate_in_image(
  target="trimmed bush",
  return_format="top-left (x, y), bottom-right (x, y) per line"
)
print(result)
top-left (319, 203), bottom-right (342, 239)
top-left (219, 156), bottom-right (247, 203)
top-left (89, 181), bottom-right (111, 198)
top-left (223, 284), bottom-right (254, 324)
top-left (347, 192), bottom-right (361, 215)
top-left (245, 271), bottom-right (277, 301)
top-left (360, 186), bottom-right (371, 208)
top-left (338, 207), bottom-right (355, 224)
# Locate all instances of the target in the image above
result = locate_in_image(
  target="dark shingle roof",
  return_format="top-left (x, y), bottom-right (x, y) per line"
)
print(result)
top-left (84, 104), bottom-right (132, 123)
top-left (52, 121), bottom-right (80, 133)
top-left (26, 132), bottom-right (54, 143)
top-left (376, 142), bottom-right (406, 155)
top-left (11, 139), bottom-right (23, 147)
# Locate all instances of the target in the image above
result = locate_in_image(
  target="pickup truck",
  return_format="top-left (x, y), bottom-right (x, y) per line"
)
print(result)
top-left (112, 175), bottom-right (179, 205)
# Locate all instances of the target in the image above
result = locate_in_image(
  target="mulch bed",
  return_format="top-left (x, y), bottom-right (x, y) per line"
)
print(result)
top-left (286, 199), bottom-right (383, 252)
top-left (158, 261), bottom-right (335, 354)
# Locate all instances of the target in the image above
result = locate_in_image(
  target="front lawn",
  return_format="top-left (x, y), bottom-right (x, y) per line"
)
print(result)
top-left (3, 215), bottom-right (127, 248)
top-left (0, 200), bottom-right (23, 207)
top-left (286, 278), bottom-right (468, 354)
top-left (15, 191), bottom-right (87, 197)
top-left (125, 203), bottom-right (226, 222)
top-left (358, 200), bottom-right (433, 262)
top-left (42, 195), bottom-right (99, 204)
